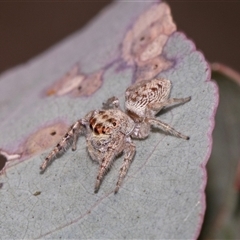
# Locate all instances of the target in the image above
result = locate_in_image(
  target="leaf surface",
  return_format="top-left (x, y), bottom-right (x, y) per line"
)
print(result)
top-left (200, 67), bottom-right (240, 239)
top-left (0, 1), bottom-right (218, 239)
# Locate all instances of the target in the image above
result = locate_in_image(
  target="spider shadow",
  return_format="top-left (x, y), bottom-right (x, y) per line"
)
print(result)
top-left (156, 101), bottom-right (187, 117)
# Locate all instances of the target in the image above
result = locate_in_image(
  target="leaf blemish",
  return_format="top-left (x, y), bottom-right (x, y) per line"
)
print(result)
top-left (0, 154), bottom-right (7, 171)
top-left (50, 131), bottom-right (56, 136)
top-left (19, 122), bottom-right (68, 157)
top-left (44, 64), bottom-right (103, 98)
top-left (121, 2), bottom-right (176, 81)
top-left (33, 191), bottom-right (41, 196)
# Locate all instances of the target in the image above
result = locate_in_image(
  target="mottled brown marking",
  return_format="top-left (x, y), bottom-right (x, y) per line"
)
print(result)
top-left (105, 127), bottom-right (110, 134)
top-left (94, 123), bottom-right (103, 135)
top-left (56, 144), bottom-right (63, 151)
top-left (102, 126), bottom-right (106, 134)
top-left (107, 118), bottom-right (117, 127)
top-left (102, 114), bottom-right (109, 119)
top-left (94, 128), bottom-right (99, 135)
top-left (89, 117), bottom-right (97, 129)
top-left (151, 87), bottom-right (158, 92)
top-left (131, 95), bottom-right (137, 102)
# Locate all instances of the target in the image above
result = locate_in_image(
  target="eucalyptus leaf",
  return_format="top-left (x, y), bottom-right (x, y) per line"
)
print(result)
top-left (0, 1), bottom-right (218, 239)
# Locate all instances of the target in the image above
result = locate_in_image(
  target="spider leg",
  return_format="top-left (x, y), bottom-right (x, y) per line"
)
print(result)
top-left (148, 96), bottom-right (191, 113)
top-left (102, 96), bottom-right (120, 110)
top-left (72, 118), bottom-right (88, 151)
top-left (94, 150), bottom-right (115, 193)
top-left (115, 139), bottom-right (136, 194)
top-left (40, 119), bottom-right (85, 172)
top-left (148, 117), bottom-right (189, 140)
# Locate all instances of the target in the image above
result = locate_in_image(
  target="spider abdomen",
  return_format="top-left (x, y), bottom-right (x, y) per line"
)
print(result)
top-left (87, 109), bottom-right (135, 163)
top-left (89, 109), bottom-right (135, 137)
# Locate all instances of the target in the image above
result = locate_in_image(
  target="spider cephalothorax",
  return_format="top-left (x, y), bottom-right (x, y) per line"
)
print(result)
top-left (40, 78), bottom-right (190, 193)
top-left (125, 78), bottom-right (191, 139)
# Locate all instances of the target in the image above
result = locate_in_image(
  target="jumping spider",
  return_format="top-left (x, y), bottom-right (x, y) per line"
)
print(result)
top-left (40, 78), bottom-right (191, 193)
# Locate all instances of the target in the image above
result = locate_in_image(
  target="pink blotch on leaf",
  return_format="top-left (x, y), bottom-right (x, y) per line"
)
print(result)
top-left (121, 2), bottom-right (176, 81)
top-left (44, 64), bottom-right (103, 98)
top-left (19, 122), bottom-right (69, 157)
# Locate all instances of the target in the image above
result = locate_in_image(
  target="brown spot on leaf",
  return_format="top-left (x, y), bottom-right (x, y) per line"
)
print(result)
top-left (135, 56), bottom-right (172, 82)
top-left (46, 89), bottom-right (57, 96)
top-left (71, 70), bottom-right (103, 97)
top-left (44, 63), bottom-right (103, 98)
top-left (33, 191), bottom-right (41, 196)
top-left (44, 64), bottom-right (85, 97)
top-left (121, 2), bottom-right (175, 81)
top-left (50, 131), bottom-right (56, 136)
top-left (20, 122), bottom-right (68, 157)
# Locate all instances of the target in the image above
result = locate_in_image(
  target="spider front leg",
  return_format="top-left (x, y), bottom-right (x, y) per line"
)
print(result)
top-left (94, 150), bottom-right (116, 193)
top-left (115, 138), bottom-right (136, 194)
top-left (102, 96), bottom-right (120, 110)
top-left (40, 119), bottom-right (86, 172)
top-left (148, 117), bottom-right (189, 140)
top-left (148, 96), bottom-right (191, 114)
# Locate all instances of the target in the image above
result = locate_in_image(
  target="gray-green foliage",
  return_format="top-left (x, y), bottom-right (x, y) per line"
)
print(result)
top-left (0, 1), bottom-right (217, 239)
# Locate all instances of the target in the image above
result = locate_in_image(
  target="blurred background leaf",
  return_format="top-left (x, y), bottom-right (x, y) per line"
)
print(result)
top-left (199, 64), bottom-right (240, 239)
